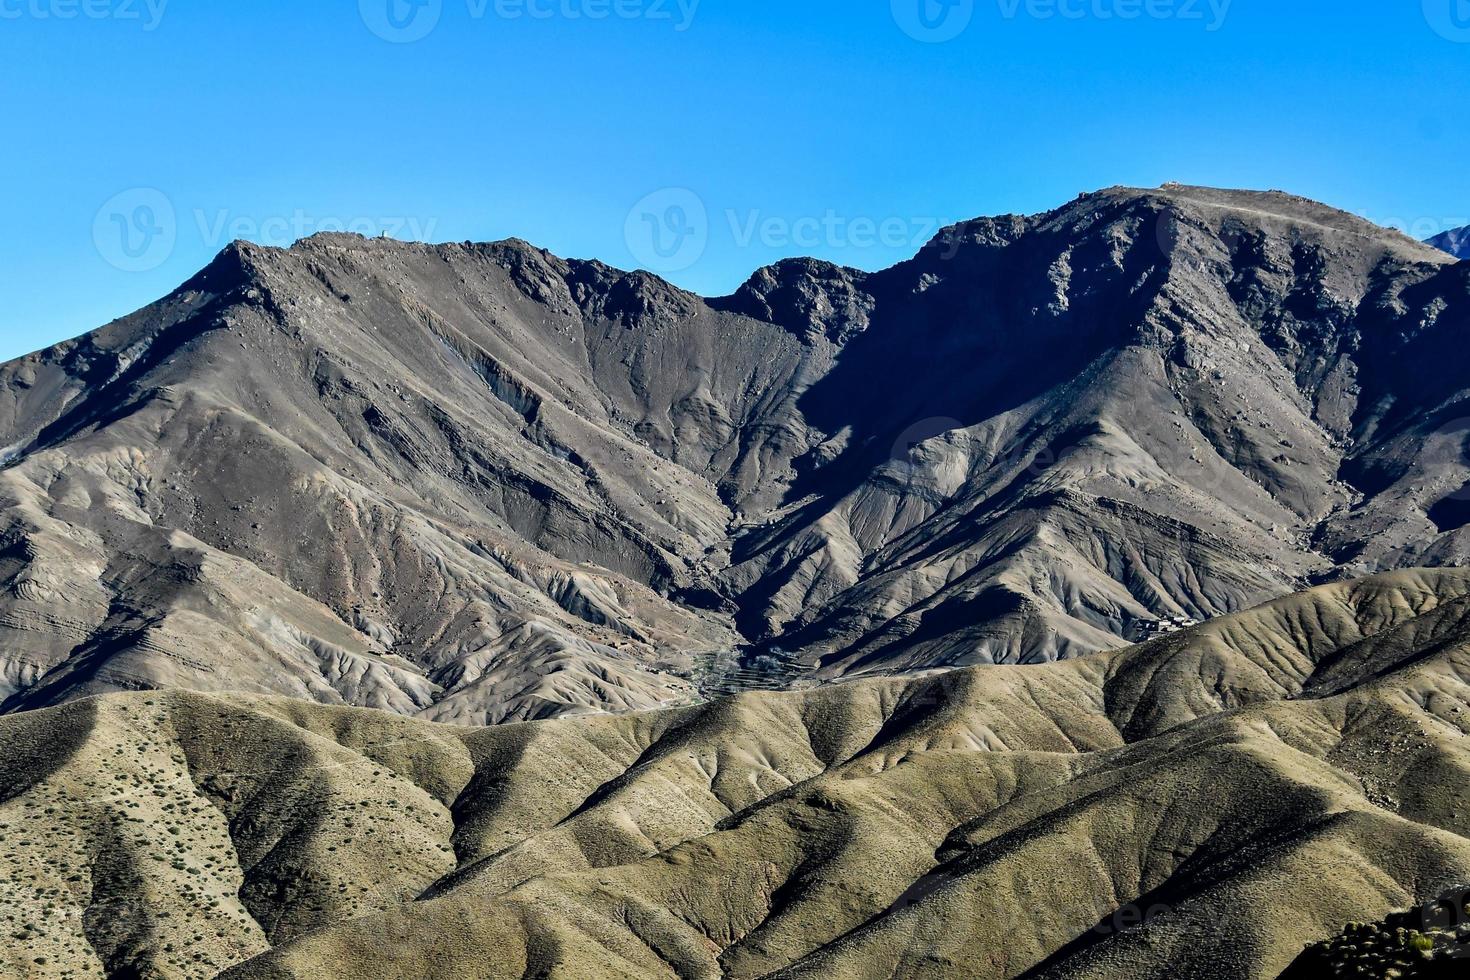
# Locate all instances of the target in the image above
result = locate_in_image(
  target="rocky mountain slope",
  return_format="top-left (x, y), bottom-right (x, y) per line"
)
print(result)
top-left (2, 184), bottom-right (1469, 722)
top-left (5, 568), bottom-right (1470, 979)
top-left (1428, 224), bottom-right (1470, 259)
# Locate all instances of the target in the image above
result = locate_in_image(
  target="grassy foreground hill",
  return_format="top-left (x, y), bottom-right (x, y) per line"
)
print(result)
top-left (6, 567), bottom-right (1470, 978)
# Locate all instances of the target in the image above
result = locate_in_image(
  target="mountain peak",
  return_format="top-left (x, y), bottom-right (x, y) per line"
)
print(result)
top-left (1098, 183), bottom-right (1453, 261)
top-left (1428, 223), bottom-right (1470, 259)
top-left (714, 257), bottom-right (873, 344)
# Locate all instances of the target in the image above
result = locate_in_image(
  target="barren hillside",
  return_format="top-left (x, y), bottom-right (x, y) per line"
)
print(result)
top-left (5, 569), bottom-right (1470, 978)
top-left (1, 185), bottom-right (1468, 722)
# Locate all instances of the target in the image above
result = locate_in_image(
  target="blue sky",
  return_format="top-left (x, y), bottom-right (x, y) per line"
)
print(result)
top-left (1, 0), bottom-right (1467, 361)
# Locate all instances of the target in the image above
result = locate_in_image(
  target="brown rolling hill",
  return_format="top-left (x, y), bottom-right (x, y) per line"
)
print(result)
top-left (1, 184), bottom-right (1469, 723)
top-left (4, 568), bottom-right (1470, 978)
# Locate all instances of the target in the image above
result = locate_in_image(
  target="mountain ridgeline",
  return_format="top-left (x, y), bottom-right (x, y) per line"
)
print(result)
top-left (1, 184), bottom-right (1468, 723)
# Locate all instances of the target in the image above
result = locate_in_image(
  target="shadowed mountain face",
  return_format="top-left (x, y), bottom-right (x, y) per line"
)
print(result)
top-left (1428, 224), bottom-right (1470, 260)
top-left (7, 569), bottom-right (1470, 979)
top-left (2, 184), bottom-right (1469, 722)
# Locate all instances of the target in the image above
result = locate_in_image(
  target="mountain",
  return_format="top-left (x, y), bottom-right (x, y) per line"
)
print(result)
top-left (2, 184), bottom-right (1469, 723)
top-left (5, 568), bottom-right (1470, 979)
top-left (1428, 224), bottom-right (1470, 259)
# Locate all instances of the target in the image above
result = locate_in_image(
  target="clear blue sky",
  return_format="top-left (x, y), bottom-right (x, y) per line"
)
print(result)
top-left (1, 0), bottom-right (1467, 361)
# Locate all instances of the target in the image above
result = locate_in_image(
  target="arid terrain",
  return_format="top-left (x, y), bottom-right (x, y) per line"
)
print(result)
top-left (1, 185), bottom-right (1469, 725)
top-left (3, 569), bottom-right (1470, 978)
top-left (2, 185), bottom-right (1470, 978)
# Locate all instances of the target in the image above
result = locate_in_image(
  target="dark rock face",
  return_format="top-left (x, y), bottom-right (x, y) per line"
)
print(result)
top-left (710, 258), bottom-right (874, 344)
top-left (1, 184), bottom-right (1468, 720)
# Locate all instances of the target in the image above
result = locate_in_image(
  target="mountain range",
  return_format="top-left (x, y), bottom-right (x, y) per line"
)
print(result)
top-left (6, 184), bottom-right (1470, 979)
top-left (1, 184), bottom-right (1468, 725)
